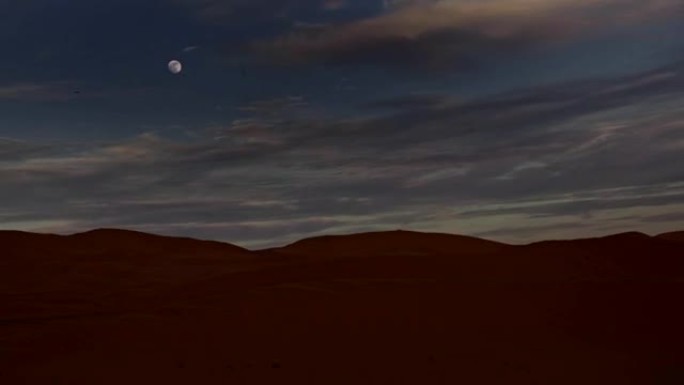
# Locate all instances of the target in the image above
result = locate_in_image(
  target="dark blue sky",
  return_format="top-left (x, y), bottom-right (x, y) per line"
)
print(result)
top-left (1, 0), bottom-right (683, 247)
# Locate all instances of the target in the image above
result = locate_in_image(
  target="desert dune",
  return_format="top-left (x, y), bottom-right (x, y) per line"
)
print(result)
top-left (1, 229), bottom-right (683, 384)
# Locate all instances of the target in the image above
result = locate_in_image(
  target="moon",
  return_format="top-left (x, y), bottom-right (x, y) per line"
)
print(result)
top-left (168, 60), bottom-right (182, 74)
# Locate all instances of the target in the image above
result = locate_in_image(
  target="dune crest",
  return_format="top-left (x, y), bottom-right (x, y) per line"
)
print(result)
top-left (2, 228), bottom-right (683, 385)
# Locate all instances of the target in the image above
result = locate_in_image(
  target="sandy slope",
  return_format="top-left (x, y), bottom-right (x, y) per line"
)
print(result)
top-left (1, 229), bottom-right (683, 384)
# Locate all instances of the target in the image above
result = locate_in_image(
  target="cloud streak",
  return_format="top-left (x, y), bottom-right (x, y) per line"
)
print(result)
top-left (2, 62), bottom-right (684, 247)
top-left (0, 82), bottom-right (80, 102)
top-left (253, 0), bottom-right (682, 68)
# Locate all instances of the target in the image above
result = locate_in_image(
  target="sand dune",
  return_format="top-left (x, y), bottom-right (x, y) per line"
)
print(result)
top-left (1, 229), bottom-right (683, 384)
top-left (657, 231), bottom-right (684, 243)
top-left (267, 230), bottom-right (508, 257)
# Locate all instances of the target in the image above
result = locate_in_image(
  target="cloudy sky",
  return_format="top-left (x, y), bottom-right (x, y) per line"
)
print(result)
top-left (1, 0), bottom-right (683, 248)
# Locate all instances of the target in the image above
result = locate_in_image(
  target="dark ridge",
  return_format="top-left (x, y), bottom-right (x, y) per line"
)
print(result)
top-left (597, 231), bottom-right (652, 241)
top-left (0, 228), bottom-right (253, 262)
top-left (0, 229), bottom-right (256, 297)
top-left (657, 231), bottom-right (684, 243)
top-left (68, 228), bottom-right (250, 253)
top-left (1, 231), bottom-right (67, 254)
top-left (69, 227), bottom-right (219, 244)
top-left (2, 227), bottom-right (684, 385)
top-left (526, 231), bottom-right (652, 246)
top-left (270, 229), bottom-right (509, 257)
top-left (69, 228), bottom-right (162, 238)
top-left (0, 230), bottom-right (63, 242)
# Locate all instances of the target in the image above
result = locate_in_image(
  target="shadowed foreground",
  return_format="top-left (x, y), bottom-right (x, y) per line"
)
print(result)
top-left (2, 229), bottom-right (684, 384)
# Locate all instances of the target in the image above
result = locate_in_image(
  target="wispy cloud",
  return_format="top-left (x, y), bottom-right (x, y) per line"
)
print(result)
top-left (2, 62), bottom-right (684, 247)
top-left (253, 0), bottom-right (682, 68)
top-left (172, 0), bottom-right (300, 22)
top-left (0, 82), bottom-right (79, 102)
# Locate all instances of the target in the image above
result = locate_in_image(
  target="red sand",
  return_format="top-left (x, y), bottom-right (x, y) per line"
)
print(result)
top-left (2, 229), bottom-right (683, 384)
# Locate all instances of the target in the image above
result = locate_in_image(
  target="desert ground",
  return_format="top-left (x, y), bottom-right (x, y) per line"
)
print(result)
top-left (2, 229), bottom-right (683, 384)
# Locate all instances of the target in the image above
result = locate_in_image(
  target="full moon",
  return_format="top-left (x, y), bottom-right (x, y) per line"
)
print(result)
top-left (168, 60), bottom-right (182, 74)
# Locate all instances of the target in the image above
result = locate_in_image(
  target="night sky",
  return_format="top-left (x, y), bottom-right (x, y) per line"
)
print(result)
top-left (1, 0), bottom-right (683, 248)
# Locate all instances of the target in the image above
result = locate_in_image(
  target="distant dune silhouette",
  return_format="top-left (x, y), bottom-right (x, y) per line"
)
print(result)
top-left (2, 228), bottom-right (683, 385)
top-left (657, 231), bottom-right (684, 243)
top-left (5, 228), bottom-right (250, 257)
top-left (269, 230), bottom-right (508, 257)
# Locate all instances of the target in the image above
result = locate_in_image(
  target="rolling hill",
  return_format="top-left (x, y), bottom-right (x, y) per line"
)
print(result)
top-left (1, 228), bottom-right (683, 385)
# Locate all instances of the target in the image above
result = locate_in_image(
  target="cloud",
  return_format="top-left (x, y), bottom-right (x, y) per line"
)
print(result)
top-left (172, 0), bottom-right (317, 23)
top-left (322, 0), bottom-right (348, 11)
top-left (0, 82), bottom-right (79, 102)
top-left (237, 95), bottom-right (308, 114)
top-left (1, 62), bottom-right (684, 247)
top-left (364, 93), bottom-right (456, 110)
top-left (253, 0), bottom-right (682, 68)
top-left (0, 138), bottom-right (59, 163)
